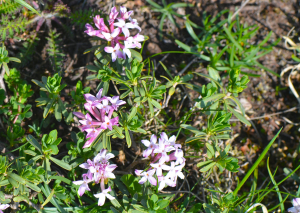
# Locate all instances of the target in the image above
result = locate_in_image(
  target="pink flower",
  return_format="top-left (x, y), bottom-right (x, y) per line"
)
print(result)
top-left (94, 15), bottom-right (109, 33)
top-left (157, 176), bottom-right (176, 191)
top-left (128, 17), bottom-right (141, 32)
top-left (114, 19), bottom-right (135, 37)
top-left (109, 7), bottom-right (119, 24)
top-left (83, 102), bottom-right (102, 121)
top-left (160, 132), bottom-right (176, 146)
top-left (150, 162), bottom-right (164, 176)
top-left (83, 128), bottom-right (103, 148)
top-left (120, 6), bottom-right (133, 20)
top-left (73, 173), bottom-right (93, 196)
top-left (102, 28), bottom-right (121, 42)
top-left (94, 186), bottom-right (115, 206)
top-left (127, 34), bottom-right (145, 48)
top-left (108, 96), bottom-right (126, 110)
top-left (162, 162), bottom-right (185, 181)
top-left (122, 40), bottom-right (136, 59)
top-left (85, 88), bottom-right (106, 105)
top-left (104, 43), bottom-right (124, 62)
top-left (100, 116), bottom-right (119, 131)
top-left (84, 24), bottom-right (98, 36)
top-left (94, 98), bottom-right (112, 114)
top-left (77, 113), bottom-right (102, 131)
top-left (135, 169), bottom-right (157, 186)
top-left (154, 137), bottom-right (175, 163)
top-left (0, 203), bottom-right (9, 213)
top-left (94, 149), bottom-right (115, 164)
top-left (141, 134), bottom-right (158, 158)
top-left (288, 198), bottom-right (300, 212)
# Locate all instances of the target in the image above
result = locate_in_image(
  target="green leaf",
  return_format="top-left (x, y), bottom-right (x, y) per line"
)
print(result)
top-left (7, 172), bottom-right (26, 184)
top-left (292, 54), bottom-right (300, 62)
top-left (175, 40), bottom-right (192, 52)
top-left (49, 157), bottom-right (72, 171)
top-left (233, 128), bottom-right (282, 195)
top-left (26, 135), bottom-right (42, 153)
top-left (54, 103), bottom-right (62, 122)
top-left (254, 61), bottom-right (279, 77)
top-left (150, 99), bottom-right (162, 109)
top-left (8, 177), bottom-right (19, 187)
top-left (0, 179), bottom-right (9, 187)
top-left (112, 125), bottom-right (124, 137)
top-left (157, 200), bottom-right (169, 209)
top-left (125, 129), bottom-right (132, 148)
top-left (200, 162), bottom-right (216, 172)
top-left (148, 98), bottom-right (154, 117)
top-left (42, 189), bottom-right (55, 208)
top-left (227, 105), bottom-right (251, 126)
top-left (185, 21), bottom-right (200, 43)
top-left (130, 49), bottom-right (143, 62)
top-left (259, 31), bottom-right (273, 46)
top-left (24, 150), bottom-right (37, 156)
top-left (145, 0), bottom-right (163, 9)
top-left (110, 207), bottom-right (121, 213)
top-left (3, 63), bottom-right (9, 75)
top-left (197, 160), bottom-right (214, 168)
top-left (180, 124), bottom-right (201, 134)
top-left (32, 79), bottom-right (45, 88)
top-left (49, 176), bottom-right (73, 185)
top-left (43, 98), bottom-right (55, 118)
top-left (223, 26), bottom-right (243, 52)
top-left (208, 67), bottom-right (220, 82)
top-left (15, 0), bottom-right (40, 15)
top-left (111, 198), bottom-right (122, 208)
top-left (128, 107), bottom-right (137, 122)
top-left (28, 155), bottom-right (44, 165)
top-left (120, 89), bottom-right (131, 99)
top-left (9, 57), bottom-right (21, 63)
top-left (26, 182), bottom-right (41, 192)
top-left (13, 195), bottom-right (29, 203)
top-left (267, 158), bottom-right (284, 212)
top-left (40, 184), bottom-right (66, 213)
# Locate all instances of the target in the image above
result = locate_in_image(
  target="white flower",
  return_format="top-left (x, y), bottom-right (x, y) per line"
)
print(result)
top-left (94, 186), bottom-right (115, 206)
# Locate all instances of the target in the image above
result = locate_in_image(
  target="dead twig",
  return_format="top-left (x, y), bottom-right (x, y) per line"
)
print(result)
top-left (231, 0), bottom-right (251, 21)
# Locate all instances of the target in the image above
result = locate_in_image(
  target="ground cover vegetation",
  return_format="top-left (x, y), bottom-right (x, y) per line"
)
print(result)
top-left (1, 0), bottom-right (300, 212)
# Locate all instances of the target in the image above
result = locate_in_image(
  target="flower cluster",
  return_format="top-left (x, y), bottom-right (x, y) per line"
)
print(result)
top-left (288, 198), bottom-right (300, 213)
top-left (135, 132), bottom-right (185, 191)
top-left (0, 203), bottom-right (9, 213)
top-left (73, 149), bottom-right (117, 206)
top-left (73, 88), bottom-right (125, 148)
top-left (85, 6), bottom-right (144, 62)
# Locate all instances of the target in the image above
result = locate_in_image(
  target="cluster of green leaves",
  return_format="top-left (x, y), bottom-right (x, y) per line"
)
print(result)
top-left (0, 44), bottom-right (20, 74)
top-left (25, 130), bottom-right (72, 177)
top-left (176, 10), bottom-right (280, 77)
top-left (145, 0), bottom-right (192, 39)
top-left (0, 155), bottom-right (45, 206)
top-left (0, 0), bottom-right (22, 14)
top-left (32, 74), bottom-right (72, 123)
top-left (0, 16), bottom-right (29, 40)
top-left (0, 68), bottom-right (33, 146)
